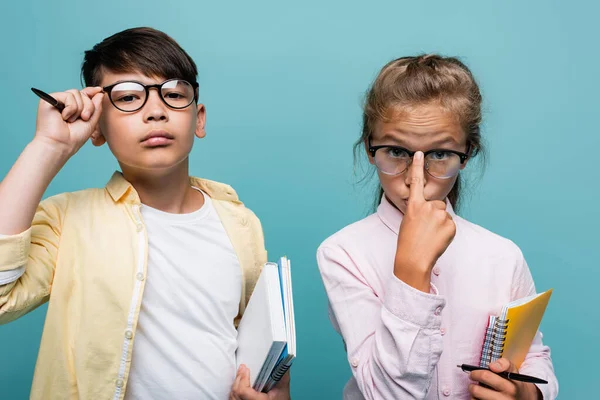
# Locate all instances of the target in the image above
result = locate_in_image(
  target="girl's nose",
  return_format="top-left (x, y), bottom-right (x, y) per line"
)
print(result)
top-left (404, 153), bottom-right (427, 186)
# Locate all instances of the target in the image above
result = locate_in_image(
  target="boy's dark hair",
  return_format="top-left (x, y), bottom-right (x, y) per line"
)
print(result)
top-left (81, 27), bottom-right (198, 87)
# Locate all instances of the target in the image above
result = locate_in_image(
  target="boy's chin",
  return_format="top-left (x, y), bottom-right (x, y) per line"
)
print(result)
top-left (117, 157), bottom-right (190, 174)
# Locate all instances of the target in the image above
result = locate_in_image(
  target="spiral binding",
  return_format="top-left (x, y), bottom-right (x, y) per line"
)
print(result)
top-left (271, 362), bottom-right (292, 381)
top-left (479, 317), bottom-right (509, 368)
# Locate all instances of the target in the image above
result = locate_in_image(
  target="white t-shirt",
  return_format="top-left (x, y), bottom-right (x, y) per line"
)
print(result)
top-left (124, 189), bottom-right (242, 400)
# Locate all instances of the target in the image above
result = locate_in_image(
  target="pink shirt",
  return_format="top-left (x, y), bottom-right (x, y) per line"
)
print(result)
top-left (317, 196), bottom-right (558, 399)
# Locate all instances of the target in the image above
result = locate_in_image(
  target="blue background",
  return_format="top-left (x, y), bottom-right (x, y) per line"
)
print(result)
top-left (0, 0), bottom-right (596, 398)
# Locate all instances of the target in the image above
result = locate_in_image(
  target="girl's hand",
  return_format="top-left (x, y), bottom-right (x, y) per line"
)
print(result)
top-left (230, 365), bottom-right (291, 400)
top-left (394, 151), bottom-right (456, 292)
top-left (469, 358), bottom-right (542, 400)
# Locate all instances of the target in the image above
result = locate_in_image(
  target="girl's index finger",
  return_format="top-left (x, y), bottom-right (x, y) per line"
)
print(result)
top-left (408, 151), bottom-right (426, 203)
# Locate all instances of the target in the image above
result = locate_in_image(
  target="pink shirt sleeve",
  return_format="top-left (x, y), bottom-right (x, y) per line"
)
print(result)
top-left (317, 244), bottom-right (446, 399)
top-left (510, 252), bottom-right (559, 399)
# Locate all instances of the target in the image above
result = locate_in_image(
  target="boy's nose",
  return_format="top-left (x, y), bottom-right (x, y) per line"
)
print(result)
top-left (144, 89), bottom-right (168, 121)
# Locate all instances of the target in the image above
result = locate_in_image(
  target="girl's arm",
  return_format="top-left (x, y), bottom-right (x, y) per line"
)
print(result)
top-left (511, 251), bottom-right (559, 399)
top-left (317, 244), bottom-right (445, 399)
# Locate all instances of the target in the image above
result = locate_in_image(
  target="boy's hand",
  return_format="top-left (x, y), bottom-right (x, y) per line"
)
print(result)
top-left (230, 365), bottom-right (291, 400)
top-left (34, 87), bottom-right (104, 155)
top-left (394, 151), bottom-right (456, 291)
top-left (469, 358), bottom-right (542, 400)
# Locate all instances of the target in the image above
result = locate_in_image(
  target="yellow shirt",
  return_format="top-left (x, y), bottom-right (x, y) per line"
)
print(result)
top-left (0, 172), bottom-right (267, 400)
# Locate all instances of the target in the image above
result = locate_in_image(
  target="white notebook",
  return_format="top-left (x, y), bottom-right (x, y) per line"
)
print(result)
top-left (236, 256), bottom-right (296, 392)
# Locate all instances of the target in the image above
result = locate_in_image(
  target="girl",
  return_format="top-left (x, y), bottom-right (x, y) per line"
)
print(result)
top-left (316, 55), bottom-right (558, 399)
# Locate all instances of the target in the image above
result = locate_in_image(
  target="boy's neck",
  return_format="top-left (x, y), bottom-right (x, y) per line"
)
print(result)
top-left (121, 162), bottom-right (204, 214)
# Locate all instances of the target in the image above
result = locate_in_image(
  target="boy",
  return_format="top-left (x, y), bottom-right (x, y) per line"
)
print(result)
top-left (0, 27), bottom-right (290, 400)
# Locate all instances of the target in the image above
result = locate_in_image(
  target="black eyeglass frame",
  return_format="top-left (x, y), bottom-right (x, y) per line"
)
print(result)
top-left (102, 78), bottom-right (199, 113)
top-left (367, 136), bottom-right (471, 177)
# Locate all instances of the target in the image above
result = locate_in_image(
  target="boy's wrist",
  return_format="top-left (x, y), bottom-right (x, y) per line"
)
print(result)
top-left (30, 136), bottom-right (76, 162)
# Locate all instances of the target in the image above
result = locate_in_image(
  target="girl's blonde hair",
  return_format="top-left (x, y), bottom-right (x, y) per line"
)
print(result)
top-left (355, 54), bottom-right (485, 211)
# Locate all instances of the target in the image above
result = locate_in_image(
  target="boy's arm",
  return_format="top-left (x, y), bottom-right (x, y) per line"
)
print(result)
top-left (0, 196), bottom-right (65, 323)
top-left (0, 87), bottom-right (104, 323)
top-left (0, 87), bottom-right (103, 235)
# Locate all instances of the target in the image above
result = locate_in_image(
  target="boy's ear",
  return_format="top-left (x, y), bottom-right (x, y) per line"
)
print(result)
top-left (195, 104), bottom-right (206, 139)
top-left (91, 126), bottom-right (106, 147)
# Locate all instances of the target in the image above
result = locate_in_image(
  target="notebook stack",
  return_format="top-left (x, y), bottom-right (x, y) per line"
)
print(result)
top-left (478, 289), bottom-right (553, 369)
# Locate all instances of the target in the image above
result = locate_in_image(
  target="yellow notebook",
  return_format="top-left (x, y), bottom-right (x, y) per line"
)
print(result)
top-left (479, 289), bottom-right (553, 369)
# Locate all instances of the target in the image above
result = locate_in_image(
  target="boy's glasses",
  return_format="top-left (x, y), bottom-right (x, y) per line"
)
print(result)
top-left (102, 79), bottom-right (199, 112)
top-left (368, 137), bottom-right (470, 179)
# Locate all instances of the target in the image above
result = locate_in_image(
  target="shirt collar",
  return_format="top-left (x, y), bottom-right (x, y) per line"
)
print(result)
top-left (105, 171), bottom-right (240, 204)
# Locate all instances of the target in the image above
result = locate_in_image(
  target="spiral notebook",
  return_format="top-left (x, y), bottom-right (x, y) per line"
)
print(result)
top-left (479, 288), bottom-right (553, 369)
top-left (236, 256), bottom-right (296, 392)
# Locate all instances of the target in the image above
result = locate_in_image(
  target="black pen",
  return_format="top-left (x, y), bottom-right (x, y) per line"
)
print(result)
top-left (457, 364), bottom-right (548, 384)
top-left (31, 87), bottom-right (65, 112)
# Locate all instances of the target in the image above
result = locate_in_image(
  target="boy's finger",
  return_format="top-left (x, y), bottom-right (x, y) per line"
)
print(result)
top-left (240, 365), bottom-right (252, 387)
top-left (87, 93), bottom-right (104, 126)
top-left (80, 92), bottom-right (94, 121)
top-left (65, 89), bottom-right (84, 123)
top-left (230, 369), bottom-right (243, 398)
top-left (408, 151), bottom-right (426, 204)
top-left (66, 89), bottom-right (83, 111)
top-left (58, 92), bottom-right (78, 122)
top-left (81, 86), bottom-right (103, 97)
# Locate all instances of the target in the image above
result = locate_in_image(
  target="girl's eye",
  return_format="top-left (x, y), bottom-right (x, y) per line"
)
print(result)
top-left (386, 148), bottom-right (410, 159)
top-left (429, 151), bottom-right (450, 161)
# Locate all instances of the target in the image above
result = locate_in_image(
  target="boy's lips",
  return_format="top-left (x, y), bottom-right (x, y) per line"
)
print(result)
top-left (141, 130), bottom-right (175, 147)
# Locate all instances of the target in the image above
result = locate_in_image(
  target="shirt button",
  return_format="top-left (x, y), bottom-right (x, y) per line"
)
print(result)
top-left (433, 267), bottom-right (441, 276)
top-left (350, 358), bottom-right (359, 368)
top-left (442, 387), bottom-right (451, 396)
top-left (434, 306), bottom-right (442, 316)
top-left (124, 330), bottom-right (133, 339)
top-left (136, 224), bottom-right (143, 232)
top-left (440, 328), bottom-right (446, 335)
top-left (136, 273), bottom-right (145, 281)
top-left (116, 379), bottom-right (124, 388)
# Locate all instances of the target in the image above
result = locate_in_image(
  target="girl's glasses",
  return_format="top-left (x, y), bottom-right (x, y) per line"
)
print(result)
top-left (368, 137), bottom-right (470, 179)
